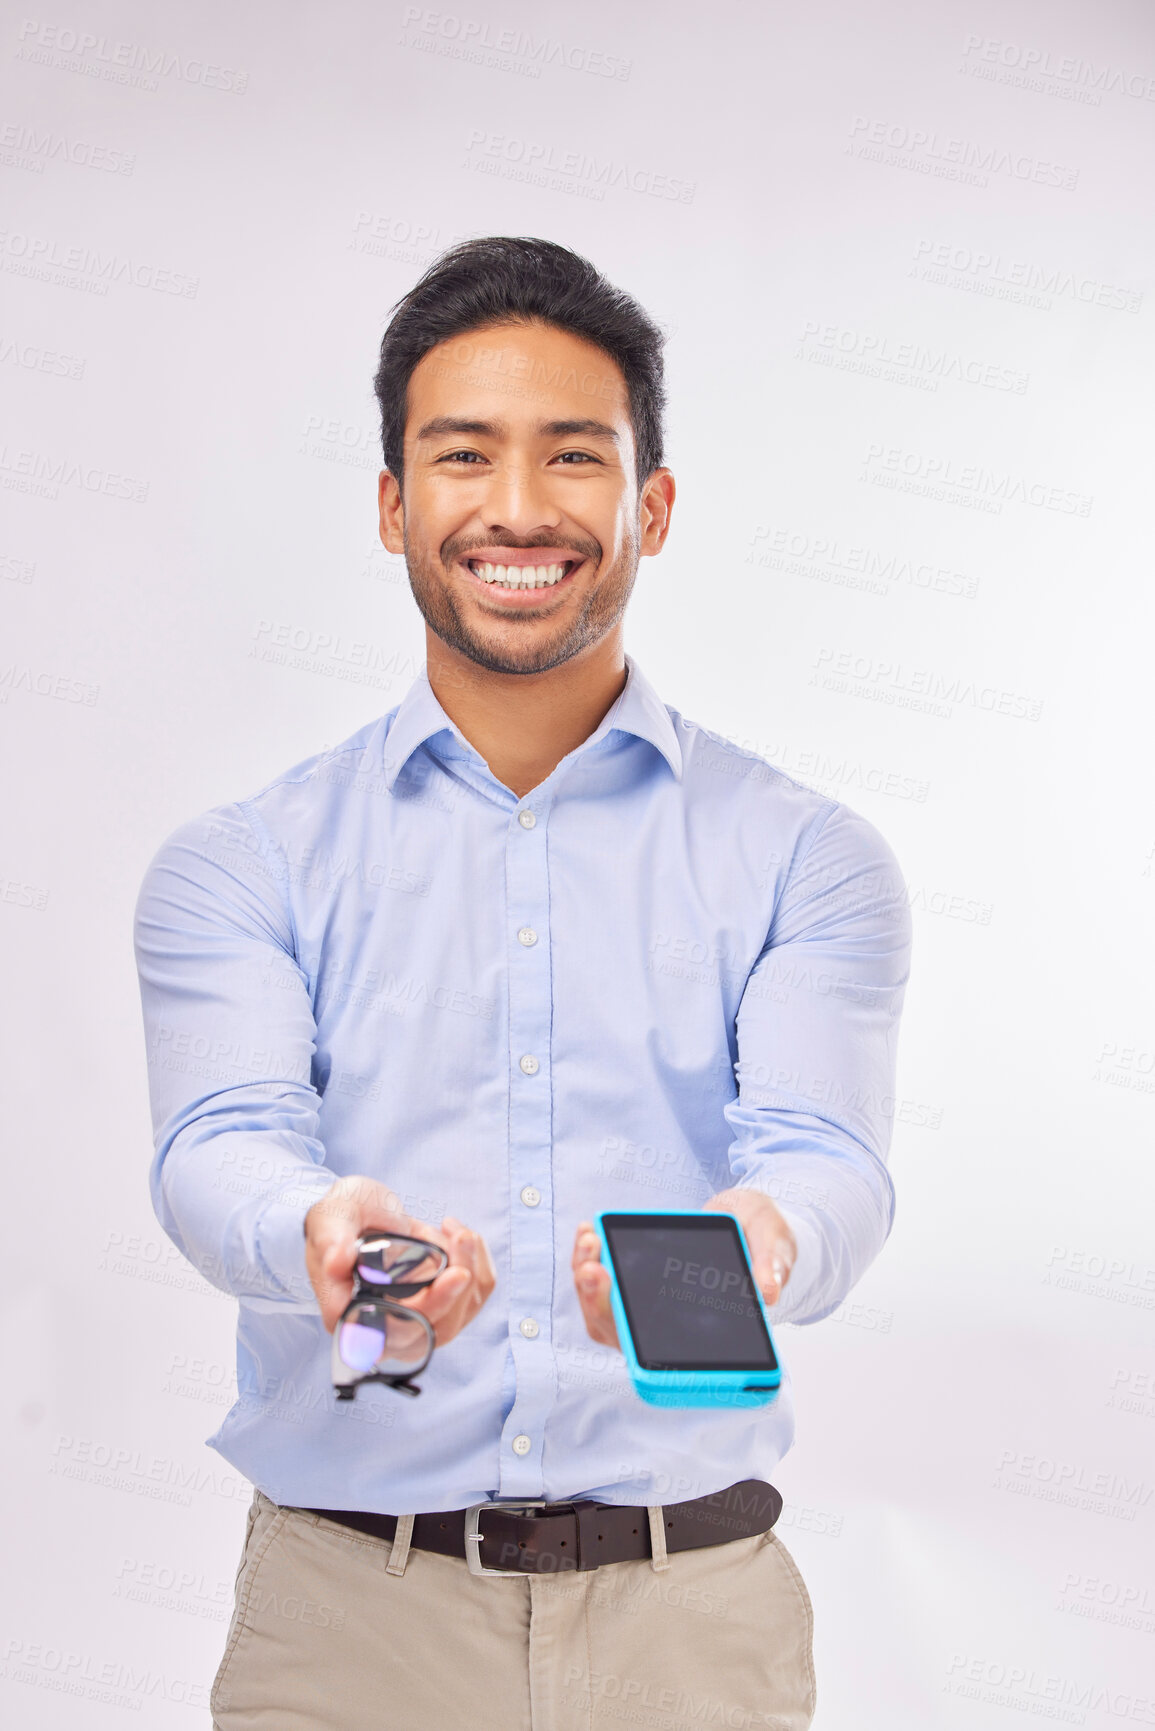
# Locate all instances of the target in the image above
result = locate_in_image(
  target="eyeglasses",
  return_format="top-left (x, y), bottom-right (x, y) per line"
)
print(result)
top-left (331, 1232), bottom-right (449, 1402)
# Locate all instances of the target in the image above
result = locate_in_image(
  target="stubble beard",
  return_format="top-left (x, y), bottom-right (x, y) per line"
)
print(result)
top-left (402, 520), bottom-right (640, 677)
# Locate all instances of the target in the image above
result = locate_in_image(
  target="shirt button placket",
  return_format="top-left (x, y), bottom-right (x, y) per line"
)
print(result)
top-left (502, 801), bottom-right (553, 1495)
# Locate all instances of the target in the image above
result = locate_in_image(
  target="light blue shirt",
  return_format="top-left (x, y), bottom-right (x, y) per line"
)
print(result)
top-left (133, 652), bottom-right (912, 1514)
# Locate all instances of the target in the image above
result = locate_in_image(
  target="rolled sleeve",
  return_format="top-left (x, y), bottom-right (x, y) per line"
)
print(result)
top-left (133, 800), bottom-right (340, 1312)
top-left (723, 800), bottom-right (913, 1323)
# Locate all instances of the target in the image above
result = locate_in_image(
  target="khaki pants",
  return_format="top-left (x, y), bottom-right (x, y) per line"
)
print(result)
top-left (211, 1488), bottom-right (816, 1730)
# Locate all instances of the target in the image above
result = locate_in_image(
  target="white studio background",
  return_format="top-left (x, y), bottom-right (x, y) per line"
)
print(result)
top-left (2, 1), bottom-right (1153, 1725)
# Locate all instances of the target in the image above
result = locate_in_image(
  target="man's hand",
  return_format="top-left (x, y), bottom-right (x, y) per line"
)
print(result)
top-left (573, 1188), bottom-right (797, 1350)
top-left (305, 1174), bottom-right (495, 1342)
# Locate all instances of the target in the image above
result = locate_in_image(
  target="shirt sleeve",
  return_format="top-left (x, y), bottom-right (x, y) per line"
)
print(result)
top-left (132, 800), bottom-right (340, 1313)
top-left (722, 798), bottom-right (913, 1324)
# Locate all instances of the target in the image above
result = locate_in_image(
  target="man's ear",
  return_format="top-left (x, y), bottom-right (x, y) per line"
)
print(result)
top-left (378, 469), bottom-right (405, 555)
top-left (639, 467), bottom-right (675, 557)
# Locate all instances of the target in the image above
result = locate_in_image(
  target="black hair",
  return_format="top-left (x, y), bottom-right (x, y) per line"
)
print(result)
top-left (372, 235), bottom-right (666, 490)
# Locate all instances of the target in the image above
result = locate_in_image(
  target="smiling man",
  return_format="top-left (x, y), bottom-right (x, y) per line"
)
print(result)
top-left (134, 237), bottom-right (912, 1730)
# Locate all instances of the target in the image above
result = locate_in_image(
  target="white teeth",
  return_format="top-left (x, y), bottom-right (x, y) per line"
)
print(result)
top-left (470, 561), bottom-right (569, 589)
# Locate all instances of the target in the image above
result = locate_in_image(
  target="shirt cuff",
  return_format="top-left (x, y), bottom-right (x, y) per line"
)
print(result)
top-left (255, 1174), bottom-right (339, 1308)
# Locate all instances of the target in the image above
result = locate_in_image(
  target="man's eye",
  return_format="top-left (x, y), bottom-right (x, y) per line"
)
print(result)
top-left (555, 451), bottom-right (599, 465)
top-left (438, 450), bottom-right (486, 464)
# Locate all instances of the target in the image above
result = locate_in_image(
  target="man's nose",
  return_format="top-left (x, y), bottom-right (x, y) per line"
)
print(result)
top-left (481, 461), bottom-right (561, 536)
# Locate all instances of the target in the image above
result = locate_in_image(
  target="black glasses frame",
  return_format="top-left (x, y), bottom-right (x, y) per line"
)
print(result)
top-left (331, 1232), bottom-right (449, 1402)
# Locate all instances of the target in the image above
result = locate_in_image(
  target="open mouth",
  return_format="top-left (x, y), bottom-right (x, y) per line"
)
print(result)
top-left (463, 558), bottom-right (581, 592)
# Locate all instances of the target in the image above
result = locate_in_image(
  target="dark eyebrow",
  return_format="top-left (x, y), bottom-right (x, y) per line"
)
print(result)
top-left (415, 416), bottom-right (504, 441)
top-left (414, 415), bottom-right (621, 445)
top-left (538, 419), bottom-right (620, 444)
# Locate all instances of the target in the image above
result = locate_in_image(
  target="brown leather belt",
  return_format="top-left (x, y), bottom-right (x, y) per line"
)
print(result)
top-left (301, 1479), bottom-right (782, 1576)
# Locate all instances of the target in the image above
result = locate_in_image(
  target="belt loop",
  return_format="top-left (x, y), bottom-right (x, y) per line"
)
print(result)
top-left (384, 1513), bottom-right (415, 1577)
top-left (646, 1505), bottom-right (670, 1572)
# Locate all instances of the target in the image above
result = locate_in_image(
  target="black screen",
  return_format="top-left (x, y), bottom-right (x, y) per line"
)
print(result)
top-left (602, 1215), bottom-right (779, 1372)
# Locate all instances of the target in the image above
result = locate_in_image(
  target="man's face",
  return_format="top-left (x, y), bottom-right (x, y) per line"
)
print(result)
top-left (378, 319), bottom-right (673, 676)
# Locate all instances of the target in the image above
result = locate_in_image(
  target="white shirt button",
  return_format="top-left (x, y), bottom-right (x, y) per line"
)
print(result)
top-left (520, 1186), bottom-right (541, 1208)
top-left (519, 1054), bottom-right (539, 1075)
top-left (518, 810), bottom-right (537, 829)
top-left (512, 1433), bottom-right (532, 1456)
top-left (519, 1317), bottom-right (540, 1339)
top-left (517, 927), bottom-right (538, 947)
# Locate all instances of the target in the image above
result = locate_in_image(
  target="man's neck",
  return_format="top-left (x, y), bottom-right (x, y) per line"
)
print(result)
top-left (425, 632), bottom-right (628, 799)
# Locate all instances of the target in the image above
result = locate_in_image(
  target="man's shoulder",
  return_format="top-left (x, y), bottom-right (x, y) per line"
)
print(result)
top-left (142, 710), bottom-right (402, 874)
top-left (671, 706), bottom-right (906, 885)
top-left (239, 711), bottom-right (399, 819)
top-left (673, 708), bottom-right (837, 826)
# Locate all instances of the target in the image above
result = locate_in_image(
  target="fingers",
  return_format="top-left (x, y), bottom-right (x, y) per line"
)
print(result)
top-left (402, 1215), bottom-right (496, 1347)
top-left (753, 1244), bottom-right (794, 1306)
top-left (752, 1214), bottom-right (796, 1308)
top-left (305, 1175), bottom-right (442, 1332)
top-left (705, 1188), bottom-right (796, 1308)
top-left (573, 1221), bottom-right (619, 1349)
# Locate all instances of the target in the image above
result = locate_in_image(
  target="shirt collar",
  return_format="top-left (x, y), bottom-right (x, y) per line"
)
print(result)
top-left (380, 651), bottom-right (683, 792)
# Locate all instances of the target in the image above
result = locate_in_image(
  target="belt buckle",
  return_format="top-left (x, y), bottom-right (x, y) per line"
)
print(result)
top-left (464, 1499), bottom-right (548, 1577)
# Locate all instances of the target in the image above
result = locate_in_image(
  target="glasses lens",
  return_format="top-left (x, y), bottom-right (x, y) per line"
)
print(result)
top-left (338, 1302), bottom-right (432, 1376)
top-left (356, 1235), bottom-right (446, 1290)
top-left (338, 1315), bottom-right (388, 1372)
